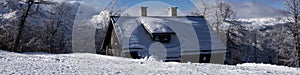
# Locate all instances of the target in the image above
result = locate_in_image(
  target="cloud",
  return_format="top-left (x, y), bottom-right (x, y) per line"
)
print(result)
top-left (231, 2), bottom-right (283, 18)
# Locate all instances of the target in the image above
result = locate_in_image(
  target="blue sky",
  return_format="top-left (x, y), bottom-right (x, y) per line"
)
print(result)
top-left (228, 0), bottom-right (285, 17)
top-left (73, 0), bottom-right (286, 18)
top-left (227, 0), bottom-right (285, 9)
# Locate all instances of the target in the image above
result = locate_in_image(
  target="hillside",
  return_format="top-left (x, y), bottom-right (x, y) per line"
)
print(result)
top-left (0, 50), bottom-right (299, 75)
top-left (221, 17), bottom-right (290, 30)
top-left (221, 17), bottom-right (298, 66)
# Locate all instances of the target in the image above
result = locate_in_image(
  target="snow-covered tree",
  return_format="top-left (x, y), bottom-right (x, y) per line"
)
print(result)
top-left (266, 24), bottom-right (296, 66)
top-left (0, 0), bottom-right (77, 53)
top-left (0, 0), bottom-right (24, 51)
top-left (283, 0), bottom-right (300, 67)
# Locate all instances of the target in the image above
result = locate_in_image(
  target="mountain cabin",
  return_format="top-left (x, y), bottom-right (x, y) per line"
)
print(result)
top-left (98, 7), bottom-right (227, 63)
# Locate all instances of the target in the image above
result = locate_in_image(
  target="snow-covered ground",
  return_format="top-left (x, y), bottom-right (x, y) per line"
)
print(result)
top-left (0, 50), bottom-right (299, 75)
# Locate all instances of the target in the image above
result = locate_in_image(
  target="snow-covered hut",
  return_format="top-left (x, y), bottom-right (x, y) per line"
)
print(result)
top-left (99, 7), bottom-right (226, 63)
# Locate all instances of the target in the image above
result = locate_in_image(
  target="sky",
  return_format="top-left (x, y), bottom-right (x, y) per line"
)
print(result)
top-left (227, 0), bottom-right (285, 18)
top-left (228, 0), bottom-right (285, 9)
top-left (69, 0), bottom-right (286, 18)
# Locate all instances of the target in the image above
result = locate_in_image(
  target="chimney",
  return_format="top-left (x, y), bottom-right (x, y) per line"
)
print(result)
top-left (140, 7), bottom-right (148, 16)
top-left (168, 7), bottom-right (177, 16)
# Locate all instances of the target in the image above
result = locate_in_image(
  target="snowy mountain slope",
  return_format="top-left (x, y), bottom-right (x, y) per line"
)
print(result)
top-left (0, 50), bottom-right (299, 75)
top-left (221, 17), bottom-right (290, 30)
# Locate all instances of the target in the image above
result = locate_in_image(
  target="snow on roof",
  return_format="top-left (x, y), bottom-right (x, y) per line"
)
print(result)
top-left (111, 16), bottom-right (226, 55)
top-left (139, 17), bottom-right (175, 34)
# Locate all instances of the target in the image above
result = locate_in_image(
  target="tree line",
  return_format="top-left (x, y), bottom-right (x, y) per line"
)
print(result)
top-left (196, 0), bottom-right (300, 67)
top-left (0, 0), bottom-right (77, 53)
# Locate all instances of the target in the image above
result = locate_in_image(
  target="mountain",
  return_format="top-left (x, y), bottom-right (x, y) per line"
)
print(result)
top-left (221, 17), bottom-right (290, 30)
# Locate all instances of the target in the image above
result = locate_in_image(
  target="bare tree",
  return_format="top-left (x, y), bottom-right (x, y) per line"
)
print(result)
top-left (12, 0), bottom-right (56, 52)
top-left (13, 0), bottom-right (34, 52)
top-left (284, 0), bottom-right (300, 67)
top-left (200, 0), bottom-right (208, 16)
top-left (40, 2), bottom-right (73, 53)
top-left (214, 0), bottom-right (235, 35)
top-left (193, 0), bottom-right (235, 35)
top-left (191, 0), bottom-right (209, 16)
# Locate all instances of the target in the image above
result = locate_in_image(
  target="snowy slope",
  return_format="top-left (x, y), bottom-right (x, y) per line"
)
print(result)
top-left (0, 50), bottom-right (299, 75)
top-left (221, 17), bottom-right (290, 30)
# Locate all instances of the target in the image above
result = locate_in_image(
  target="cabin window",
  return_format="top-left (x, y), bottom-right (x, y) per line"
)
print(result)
top-left (153, 34), bottom-right (171, 43)
top-left (154, 35), bottom-right (160, 41)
